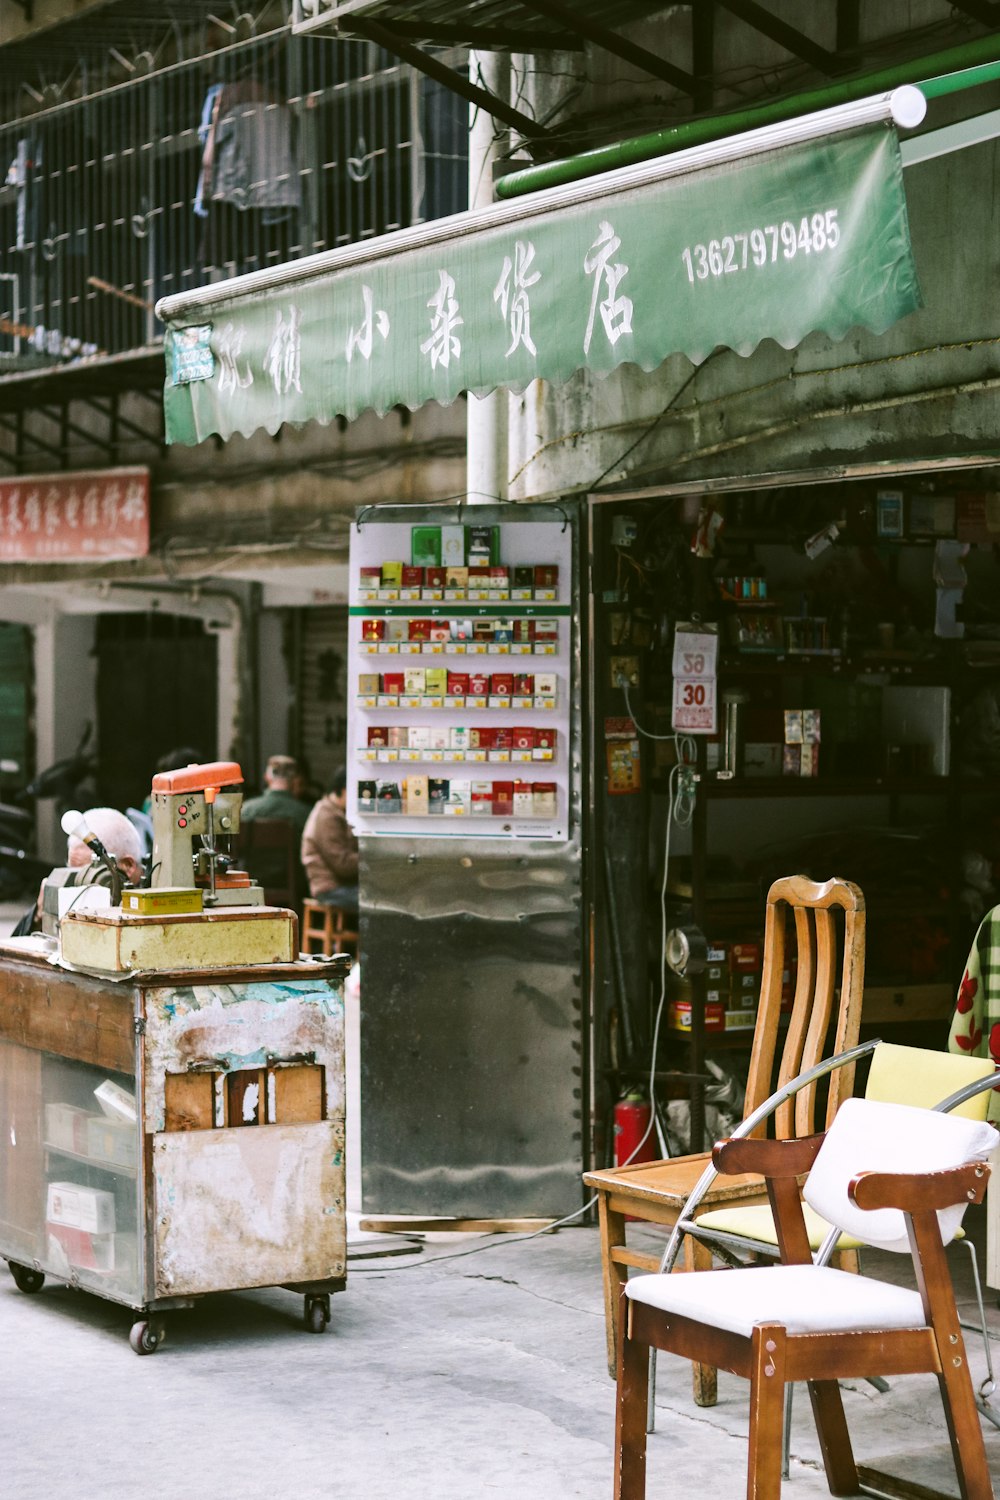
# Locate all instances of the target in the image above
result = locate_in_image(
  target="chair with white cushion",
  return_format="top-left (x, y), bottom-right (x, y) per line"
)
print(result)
top-left (614, 1096), bottom-right (997, 1500)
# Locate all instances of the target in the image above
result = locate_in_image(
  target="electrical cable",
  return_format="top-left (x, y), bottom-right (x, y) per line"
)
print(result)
top-left (353, 732), bottom-right (698, 1274)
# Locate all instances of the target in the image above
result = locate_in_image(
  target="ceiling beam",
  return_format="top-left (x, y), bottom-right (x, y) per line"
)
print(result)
top-left (520, 0), bottom-right (699, 94)
top-left (366, 20), bottom-right (583, 52)
top-left (713, 0), bottom-right (843, 76)
top-left (349, 17), bottom-right (554, 142)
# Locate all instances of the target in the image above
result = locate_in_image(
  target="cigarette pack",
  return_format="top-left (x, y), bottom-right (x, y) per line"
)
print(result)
top-left (408, 725), bottom-right (431, 750)
top-left (493, 728), bottom-right (513, 750)
top-left (512, 726), bottom-right (536, 751)
top-left (800, 743), bottom-right (819, 777)
top-left (533, 619), bottom-right (559, 643)
top-left (424, 667), bottom-right (447, 696)
top-left (445, 780), bottom-right (469, 815)
top-left (429, 725), bottom-right (450, 750)
top-left (367, 726), bottom-right (390, 748)
top-left (445, 565), bottom-right (468, 590)
top-left (429, 621), bottom-right (451, 643)
top-left (447, 672), bottom-right (470, 696)
top-left (428, 779), bottom-right (449, 813)
top-left (470, 781), bottom-right (494, 815)
top-left (357, 780), bottom-right (377, 813)
top-left (473, 618), bottom-right (495, 641)
top-left (404, 775), bottom-right (429, 815)
top-left (490, 672), bottom-right (514, 697)
top-left (401, 565), bottom-right (423, 589)
top-left (490, 566), bottom-right (509, 587)
top-left (424, 565), bottom-right (446, 589)
top-left (468, 566), bottom-right (491, 588)
top-left (803, 709), bottom-right (822, 745)
top-left (783, 710), bottom-right (803, 745)
top-left (468, 671), bottom-right (489, 696)
top-left (361, 618), bottom-right (385, 641)
top-left (513, 618), bottom-right (534, 642)
top-left (358, 566), bottom-right (381, 594)
top-left (532, 783), bottom-right (557, 818)
top-left (467, 523), bottom-right (499, 563)
top-left (387, 725), bottom-right (408, 749)
top-left (381, 561), bottom-right (403, 587)
top-left (513, 780), bottom-right (534, 818)
top-left (358, 673), bottom-right (380, 695)
top-left (376, 781), bottom-right (402, 814)
top-left (408, 618), bottom-right (432, 640)
top-left (534, 672), bottom-right (557, 698)
top-left (382, 671), bottom-right (404, 695)
top-left (411, 526), bottom-right (442, 567)
top-left (440, 525), bottom-right (466, 566)
top-left (514, 672), bottom-right (534, 696)
top-left (450, 618), bottom-right (473, 641)
top-left (450, 726), bottom-right (470, 751)
top-left (534, 564), bottom-right (559, 591)
top-left (385, 617), bottom-right (408, 642)
top-left (470, 726), bottom-right (494, 750)
top-left (493, 619), bottom-right (514, 643)
top-left (492, 781), bottom-right (514, 816)
top-left (534, 726), bottom-right (556, 754)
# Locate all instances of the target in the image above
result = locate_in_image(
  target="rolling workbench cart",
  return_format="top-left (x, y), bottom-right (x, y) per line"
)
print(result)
top-left (0, 945), bottom-right (349, 1352)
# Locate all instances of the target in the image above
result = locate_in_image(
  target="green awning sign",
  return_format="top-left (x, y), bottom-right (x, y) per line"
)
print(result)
top-left (161, 123), bottom-right (920, 445)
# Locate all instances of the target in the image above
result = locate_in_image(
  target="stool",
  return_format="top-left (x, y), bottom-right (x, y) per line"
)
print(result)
top-left (302, 897), bottom-right (358, 958)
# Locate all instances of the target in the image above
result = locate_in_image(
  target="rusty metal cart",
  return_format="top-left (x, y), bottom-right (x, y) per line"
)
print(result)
top-left (0, 945), bottom-right (349, 1352)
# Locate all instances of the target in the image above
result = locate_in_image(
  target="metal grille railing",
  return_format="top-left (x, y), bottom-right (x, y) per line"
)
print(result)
top-left (0, 27), bottom-right (468, 367)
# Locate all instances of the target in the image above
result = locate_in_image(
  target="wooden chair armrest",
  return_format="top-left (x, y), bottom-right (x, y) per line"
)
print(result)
top-left (713, 1132), bottom-right (825, 1179)
top-left (850, 1161), bottom-right (991, 1213)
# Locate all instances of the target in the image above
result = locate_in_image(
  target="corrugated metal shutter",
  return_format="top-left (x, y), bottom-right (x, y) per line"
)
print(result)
top-left (0, 623), bottom-right (32, 782)
top-left (296, 606), bottom-right (349, 797)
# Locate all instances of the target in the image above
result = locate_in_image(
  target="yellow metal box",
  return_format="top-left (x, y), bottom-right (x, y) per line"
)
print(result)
top-left (122, 887), bottom-right (205, 917)
top-left (60, 907), bottom-right (296, 973)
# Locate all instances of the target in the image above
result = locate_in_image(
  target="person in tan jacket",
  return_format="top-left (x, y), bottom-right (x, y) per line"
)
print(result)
top-left (300, 767), bottom-right (359, 917)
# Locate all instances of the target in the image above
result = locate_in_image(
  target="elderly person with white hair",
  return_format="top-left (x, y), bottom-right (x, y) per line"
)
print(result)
top-left (11, 806), bottom-right (144, 937)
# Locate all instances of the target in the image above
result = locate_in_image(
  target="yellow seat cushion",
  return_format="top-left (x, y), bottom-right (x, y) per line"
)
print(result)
top-left (694, 1201), bottom-right (966, 1254)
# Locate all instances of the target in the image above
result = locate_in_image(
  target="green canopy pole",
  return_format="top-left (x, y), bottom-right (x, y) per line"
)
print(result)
top-left (495, 36), bottom-right (1000, 200)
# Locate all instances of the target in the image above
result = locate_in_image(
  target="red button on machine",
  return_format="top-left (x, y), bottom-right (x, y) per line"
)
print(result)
top-left (178, 817), bottom-right (187, 828)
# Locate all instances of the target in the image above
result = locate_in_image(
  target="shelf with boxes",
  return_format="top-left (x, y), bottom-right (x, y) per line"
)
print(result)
top-left (348, 515), bottom-right (573, 840)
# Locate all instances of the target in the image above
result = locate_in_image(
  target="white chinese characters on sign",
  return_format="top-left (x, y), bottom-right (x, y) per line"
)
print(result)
top-left (493, 240), bottom-right (540, 358)
top-left (420, 270), bottom-right (463, 370)
top-left (265, 305), bottom-right (303, 396)
top-left (583, 220), bottom-right (633, 356)
top-left (346, 285), bottom-right (390, 363)
top-left (217, 322), bottom-right (254, 395)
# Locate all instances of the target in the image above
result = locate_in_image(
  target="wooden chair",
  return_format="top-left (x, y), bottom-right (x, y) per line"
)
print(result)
top-left (302, 897), bottom-right (358, 959)
top-left (584, 874), bottom-right (866, 1394)
top-left (235, 817), bottom-right (305, 912)
top-left (614, 1096), bottom-right (997, 1500)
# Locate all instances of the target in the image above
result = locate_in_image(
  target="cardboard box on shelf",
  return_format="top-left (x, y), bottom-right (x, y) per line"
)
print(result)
top-left (668, 1000), bottom-right (726, 1033)
top-left (47, 1223), bottom-right (116, 1273)
top-left (86, 1115), bottom-right (134, 1168)
top-left (93, 1079), bottom-right (136, 1124)
top-left (46, 1181), bottom-right (116, 1234)
top-left (43, 1103), bottom-right (93, 1155)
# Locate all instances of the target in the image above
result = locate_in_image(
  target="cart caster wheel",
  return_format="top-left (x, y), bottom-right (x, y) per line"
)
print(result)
top-left (129, 1319), bottom-right (164, 1355)
top-left (304, 1295), bottom-right (329, 1334)
top-left (8, 1262), bottom-right (44, 1294)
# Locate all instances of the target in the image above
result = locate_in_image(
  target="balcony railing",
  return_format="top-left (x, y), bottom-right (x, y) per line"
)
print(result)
top-left (0, 27), bottom-right (468, 370)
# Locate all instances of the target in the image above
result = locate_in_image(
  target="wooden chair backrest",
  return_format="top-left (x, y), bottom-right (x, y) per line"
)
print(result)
top-left (236, 817), bottom-right (304, 910)
top-left (744, 874), bottom-right (865, 1141)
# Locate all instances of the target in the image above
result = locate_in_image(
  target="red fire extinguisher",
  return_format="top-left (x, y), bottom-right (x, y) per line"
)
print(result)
top-left (614, 1089), bottom-right (656, 1168)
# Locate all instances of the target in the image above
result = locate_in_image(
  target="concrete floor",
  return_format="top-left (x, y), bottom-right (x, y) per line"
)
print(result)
top-left (2, 897), bottom-right (999, 1498)
top-left (2, 1214), bottom-right (1000, 1500)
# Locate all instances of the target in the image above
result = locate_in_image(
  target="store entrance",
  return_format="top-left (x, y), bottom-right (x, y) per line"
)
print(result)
top-left (589, 470), bottom-right (1000, 1163)
top-left (95, 613), bottom-right (218, 813)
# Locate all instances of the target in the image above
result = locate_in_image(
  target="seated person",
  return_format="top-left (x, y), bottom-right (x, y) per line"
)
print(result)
top-left (301, 768), bottom-right (358, 918)
top-left (241, 755), bottom-right (309, 840)
top-left (12, 807), bottom-right (144, 936)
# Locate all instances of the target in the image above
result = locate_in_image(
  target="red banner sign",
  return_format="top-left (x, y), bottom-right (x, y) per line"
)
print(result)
top-left (0, 468), bottom-right (150, 561)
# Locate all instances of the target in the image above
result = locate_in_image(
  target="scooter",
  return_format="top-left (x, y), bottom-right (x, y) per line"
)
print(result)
top-left (0, 724), bottom-right (98, 898)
